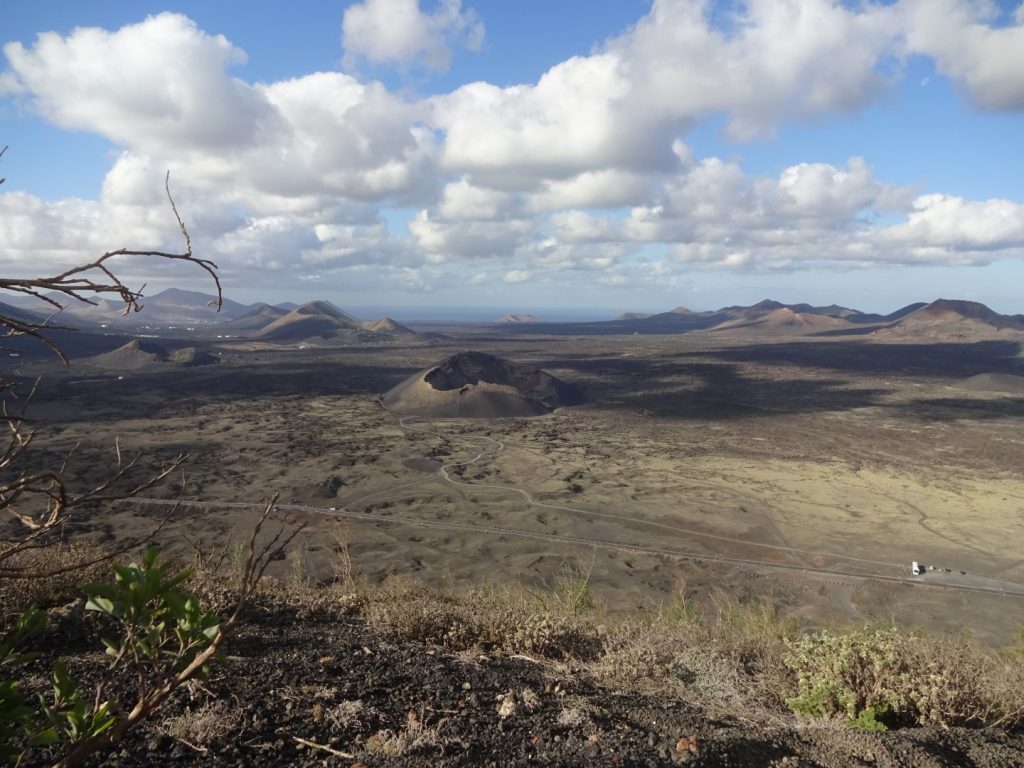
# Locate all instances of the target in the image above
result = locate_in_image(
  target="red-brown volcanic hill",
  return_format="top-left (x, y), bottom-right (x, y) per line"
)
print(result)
top-left (255, 301), bottom-right (360, 342)
top-left (382, 351), bottom-right (585, 418)
top-left (707, 307), bottom-right (854, 335)
top-left (360, 317), bottom-right (416, 335)
top-left (225, 303), bottom-right (289, 332)
top-left (874, 299), bottom-right (1024, 339)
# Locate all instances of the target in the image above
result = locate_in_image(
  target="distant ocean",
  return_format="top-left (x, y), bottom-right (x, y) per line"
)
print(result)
top-left (341, 306), bottom-right (615, 323)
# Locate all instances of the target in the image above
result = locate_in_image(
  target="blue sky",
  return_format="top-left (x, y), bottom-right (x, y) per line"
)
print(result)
top-left (2, 1), bottom-right (1024, 318)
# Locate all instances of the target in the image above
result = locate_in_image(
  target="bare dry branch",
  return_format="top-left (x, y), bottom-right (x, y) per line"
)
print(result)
top-left (0, 450), bottom-right (188, 571)
top-left (292, 737), bottom-right (355, 759)
top-left (0, 151), bottom-right (220, 580)
top-left (0, 149), bottom-right (286, 768)
top-left (0, 163), bottom-right (221, 361)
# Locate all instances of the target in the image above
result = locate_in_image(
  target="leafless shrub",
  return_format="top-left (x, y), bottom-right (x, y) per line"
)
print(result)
top-left (0, 154), bottom-right (223, 578)
top-left (0, 151), bottom-right (316, 768)
top-left (52, 497), bottom-right (305, 768)
top-left (327, 523), bottom-right (358, 592)
top-left (185, 531), bottom-right (363, 621)
top-left (0, 166), bottom-right (220, 361)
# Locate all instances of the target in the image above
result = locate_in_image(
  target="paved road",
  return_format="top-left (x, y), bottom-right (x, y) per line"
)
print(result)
top-left (125, 497), bottom-right (1024, 599)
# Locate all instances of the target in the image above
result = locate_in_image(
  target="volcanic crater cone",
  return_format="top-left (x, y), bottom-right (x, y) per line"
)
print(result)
top-left (87, 340), bottom-right (218, 370)
top-left (382, 351), bottom-right (585, 418)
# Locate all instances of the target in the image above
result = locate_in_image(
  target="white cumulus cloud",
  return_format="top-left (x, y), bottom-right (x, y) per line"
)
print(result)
top-left (342, 0), bottom-right (484, 73)
top-left (502, 269), bottom-right (531, 283)
top-left (900, 0), bottom-right (1024, 110)
top-left (3, 13), bottom-right (267, 150)
top-left (881, 194), bottom-right (1024, 251)
top-left (2, 3), bottom-right (1024, 298)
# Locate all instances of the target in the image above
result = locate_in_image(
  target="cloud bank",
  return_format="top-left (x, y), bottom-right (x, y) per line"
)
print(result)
top-left (1, 0), bottom-right (1023, 298)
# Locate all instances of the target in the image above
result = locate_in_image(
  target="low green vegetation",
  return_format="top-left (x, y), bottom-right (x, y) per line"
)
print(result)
top-left (1, 547), bottom-right (223, 766)
top-left (356, 576), bottom-right (1024, 731)
top-left (785, 625), bottom-right (1024, 730)
top-left (4, 547), bottom-right (1024, 767)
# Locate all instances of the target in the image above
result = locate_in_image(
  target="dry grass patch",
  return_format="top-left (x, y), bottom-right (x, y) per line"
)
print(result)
top-left (327, 700), bottom-right (374, 734)
top-left (158, 701), bottom-right (242, 750)
top-left (591, 595), bottom-right (796, 722)
top-left (0, 541), bottom-right (114, 621)
top-left (363, 710), bottom-right (451, 758)
top-left (364, 579), bottom-right (604, 661)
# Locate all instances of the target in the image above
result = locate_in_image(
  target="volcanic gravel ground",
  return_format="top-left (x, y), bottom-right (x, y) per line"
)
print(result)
top-left (27, 610), bottom-right (1024, 768)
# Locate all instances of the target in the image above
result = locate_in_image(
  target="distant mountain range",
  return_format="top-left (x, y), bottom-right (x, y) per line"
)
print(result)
top-left (514, 298), bottom-right (1024, 340)
top-left (591, 298), bottom-right (889, 334)
top-left (497, 313), bottom-right (540, 323)
top-left (3, 289), bottom-right (1023, 345)
top-left (0, 287), bottom-right (252, 328)
top-left (0, 289), bottom-right (419, 346)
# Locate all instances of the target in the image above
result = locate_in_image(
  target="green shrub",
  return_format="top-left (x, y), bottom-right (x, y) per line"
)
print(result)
top-left (0, 546), bottom-right (223, 765)
top-left (785, 625), bottom-right (1024, 730)
top-left (851, 704), bottom-right (890, 732)
top-left (84, 546), bottom-right (222, 681)
top-left (0, 608), bottom-right (46, 762)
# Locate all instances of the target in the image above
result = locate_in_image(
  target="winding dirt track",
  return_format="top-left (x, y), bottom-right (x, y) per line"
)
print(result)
top-left (397, 416), bottom-right (903, 572)
top-left (125, 415), bottom-right (1024, 599)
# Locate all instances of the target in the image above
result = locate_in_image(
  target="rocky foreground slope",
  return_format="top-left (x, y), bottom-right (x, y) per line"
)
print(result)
top-left (17, 574), bottom-right (1024, 768)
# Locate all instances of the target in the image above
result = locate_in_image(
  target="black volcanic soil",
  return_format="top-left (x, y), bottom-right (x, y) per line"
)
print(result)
top-left (27, 608), bottom-right (1023, 768)
top-left (9, 329), bottom-right (1024, 766)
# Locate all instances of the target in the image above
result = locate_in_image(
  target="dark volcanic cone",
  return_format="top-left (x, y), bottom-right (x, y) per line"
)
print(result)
top-left (88, 339), bottom-right (170, 370)
top-left (168, 346), bottom-right (219, 366)
top-left (85, 339), bottom-right (218, 370)
top-left (382, 351), bottom-right (585, 418)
